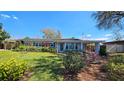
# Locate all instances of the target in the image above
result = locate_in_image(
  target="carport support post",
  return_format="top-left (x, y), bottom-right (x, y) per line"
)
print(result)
top-left (4, 43), bottom-right (7, 50)
top-left (95, 42), bottom-right (100, 54)
top-left (81, 42), bottom-right (83, 52)
top-left (56, 42), bottom-right (59, 53)
top-left (64, 42), bottom-right (66, 51)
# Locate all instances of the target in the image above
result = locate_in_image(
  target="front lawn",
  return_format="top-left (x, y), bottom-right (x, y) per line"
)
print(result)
top-left (0, 51), bottom-right (63, 81)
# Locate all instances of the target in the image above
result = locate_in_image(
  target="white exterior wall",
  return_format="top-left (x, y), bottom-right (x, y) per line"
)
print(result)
top-left (106, 44), bottom-right (124, 53)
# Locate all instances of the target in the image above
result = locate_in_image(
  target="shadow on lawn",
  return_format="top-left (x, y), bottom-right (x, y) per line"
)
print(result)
top-left (29, 56), bottom-right (64, 81)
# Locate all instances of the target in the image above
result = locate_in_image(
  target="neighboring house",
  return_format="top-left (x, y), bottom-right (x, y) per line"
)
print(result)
top-left (17, 38), bottom-right (104, 54)
top-left (105, 40), bottom-right (124, 53)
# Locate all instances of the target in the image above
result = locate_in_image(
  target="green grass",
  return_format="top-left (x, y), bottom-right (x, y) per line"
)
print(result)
top-left (0, 50), bottom-right (63, 81)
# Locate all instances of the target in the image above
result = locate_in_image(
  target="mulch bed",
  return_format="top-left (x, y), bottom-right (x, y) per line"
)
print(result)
top-left (77, 57), bottom-right (108, 81)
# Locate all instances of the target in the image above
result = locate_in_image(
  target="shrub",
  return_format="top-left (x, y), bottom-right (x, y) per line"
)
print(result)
top-left (37, 47), bottom-right (43, 52)
top-left (63, 51), bottom-right (85, 74)
top-left (26, 46), bottom-right (37, 52)
top-left (41, 47), bottom-right (49, 52)
top-left (0, 58), bottom-right (28, 81)
top-left (110, 55), bottom-right (124, 64)
top-left (13, 45), bottom-right (27, 52)
top-left (99, 45), bottom-right (107, 56)
top-left (13, 45), bottom-right (56, 53)
top-left (49, 48), bottom-right (56, 53)
top-left (105, 55), bottom-right (124, 80)
top-left (18, 45), bottom-right (27, 51)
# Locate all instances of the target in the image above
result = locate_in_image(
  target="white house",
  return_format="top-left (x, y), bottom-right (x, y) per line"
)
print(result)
top-left (17, 38), bottom-right (104, 54)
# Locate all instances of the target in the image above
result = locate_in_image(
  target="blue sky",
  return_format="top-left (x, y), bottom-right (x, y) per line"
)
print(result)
top-left (0, 11), bottom-right (113, 40)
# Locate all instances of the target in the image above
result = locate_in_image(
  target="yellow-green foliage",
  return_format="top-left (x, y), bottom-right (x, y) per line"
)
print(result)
top-left (106, 55), bottom-right (124, 80)
top-left (0, 58), bottom-right (27, 80)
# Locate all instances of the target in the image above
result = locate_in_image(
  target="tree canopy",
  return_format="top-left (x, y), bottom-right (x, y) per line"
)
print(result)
top-left (0, 23), bottom-right (10, 42)
top-left (112, 29), bottom-right (123, 41)
top-left (41, 28), bottom-right (62, 40)
top-left (92, 11), bottom-right (124, 30)
top-left (23, 36), bottom-right (30, 40)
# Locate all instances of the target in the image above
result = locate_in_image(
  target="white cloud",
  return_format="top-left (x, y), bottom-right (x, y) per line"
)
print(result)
top-left (0, 14), bottom-right (11, 19)
top-left (94, 37), bottom-right (109, 40)
top-left (12, 15), bottom-right (18, 20)
top-left (105, 34), bottom-right (112, 37)
top-left (0, 14), bottom-right (18, 20)
top-left (86, 34), bottom-right (91, 37)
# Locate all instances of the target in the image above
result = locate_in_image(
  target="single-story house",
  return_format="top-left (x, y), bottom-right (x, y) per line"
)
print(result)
top-left (15, 38), bottom-right (104, 54)
top-left (104, 40), bottom-right (124, 53)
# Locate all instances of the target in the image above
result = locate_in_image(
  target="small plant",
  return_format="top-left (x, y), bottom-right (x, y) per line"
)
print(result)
top-left (63, 51), bottom-right (85, 74)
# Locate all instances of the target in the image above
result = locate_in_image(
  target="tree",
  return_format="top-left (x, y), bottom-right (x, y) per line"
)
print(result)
top-left (0, 23), bottom-right (10, 42)
top-left (23, 36), bottom-right (30, 40)
top-left (92, 11), bottom-right (124, 30)
top-left (112, 29), bottom-right (123, 41)
top-left (56, 30), bottom-right (62, 39)
top-left (41, 28), bottom-right (62, 40)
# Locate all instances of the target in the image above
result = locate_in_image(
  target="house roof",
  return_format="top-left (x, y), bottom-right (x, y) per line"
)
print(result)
top-left (17, 38), bottom-right (53, 42)
top-left (4, 39), bottom-right (17, 42)
top-left (16, 38), bottom-right (105, 43)
top-left (81, 40), bottom-right (105, 43)
top-left (104, 40), bottom-right (124, 44)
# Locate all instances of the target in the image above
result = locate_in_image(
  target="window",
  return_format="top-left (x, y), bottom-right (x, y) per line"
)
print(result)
top-left (39, 43), bottom-right (42, 46)
top-left (70, 43), bottom-right (74, 49)
top-left (33, 42), bottom-right (39, 47)
top-left (50, 42), bottom-right (55, 48)
top-left (33, 42), bottom-right (36, 46)
top-left (35, 43), bottom-right (39, 47)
